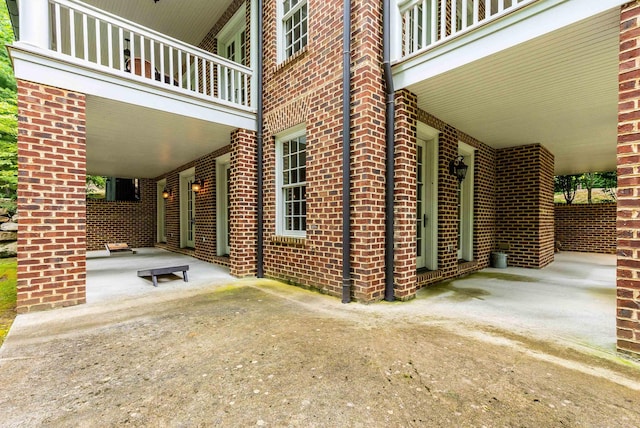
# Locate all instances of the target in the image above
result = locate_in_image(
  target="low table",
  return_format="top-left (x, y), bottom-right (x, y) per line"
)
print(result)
top-left (137, 265), bottom-right (189, 287)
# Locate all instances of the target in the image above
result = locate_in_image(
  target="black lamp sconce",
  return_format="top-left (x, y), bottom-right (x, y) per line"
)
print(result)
top-left (162, 187), bottom-right (172, 199)
top-left (191, 179), bottom-right (204, 193)
top-left (449, 155), bottom-right (468, 182)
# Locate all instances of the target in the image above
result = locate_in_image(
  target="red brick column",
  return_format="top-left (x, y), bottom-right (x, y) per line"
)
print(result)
top-left (496, 144), bottom-right (554, 268)
top-left (16, 81), bottom-right (86, 313)
top-left (348, 0), bottom-right (387, 302)
top-left (617, 2), bottom-right (640, 357)
top-left (229, 128), bottom-right (257, 277)
top-left (394, 89), bottom-right (418, 299)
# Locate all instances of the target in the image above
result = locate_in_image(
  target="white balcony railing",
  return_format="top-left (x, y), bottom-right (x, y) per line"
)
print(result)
top-left (19, 0), bottom-right (252, 110)
top-left (399, 0), bottom-right (536, 59)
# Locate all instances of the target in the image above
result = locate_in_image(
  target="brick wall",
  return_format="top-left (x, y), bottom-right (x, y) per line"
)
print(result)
top-left (554, 203), bottom-right (616, 254)
top-left (155, 145), bottom-right (231, 264)
top-left (16, 80), bottom-right (86, 313)
top-left (394, 90), bottom-right (418, 299)
top-left (617, 1), bottom-right (640, 357)
top-left (496, 144), bottom-right (554, 268)
top-left (261, 0), bottom-right (348, 298)
top-left (86, 179), bottom-right (156, 251)
top-left (417, 109), bottom-right (497, 284)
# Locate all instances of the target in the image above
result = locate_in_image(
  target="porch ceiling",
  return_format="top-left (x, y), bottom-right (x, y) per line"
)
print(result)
top-left (82, 0), bottom-right (233, 47)
top-left (403, 8), bottom-right (620, 176)
top-left (75, 0), bottom-right (242, 178)
top-left (86, 96), bottom-right (235, 178)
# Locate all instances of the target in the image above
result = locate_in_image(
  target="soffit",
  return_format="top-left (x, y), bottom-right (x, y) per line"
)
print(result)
top-left (86, 96), bottom-right (234, 178)
top-left (82, 0), bottom-right (234, 46)
top-left (405, 8), bottom-right (620, 175)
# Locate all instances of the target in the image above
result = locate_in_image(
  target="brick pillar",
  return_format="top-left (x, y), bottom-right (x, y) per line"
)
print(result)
top-left (394, 89), bottom-right (418, 299)
top-left (617, 2), bottom-right (640, 357)
top-left (16, 81), bottom-right (86, 313)
top-left (229, 128), bottom-right (257, 277)
top-left (437, 124), bottom-right (461, 276)
top-left (496, 144), bottom-right (554, 268)
top-left (348, 0), bottom-right (387, 302)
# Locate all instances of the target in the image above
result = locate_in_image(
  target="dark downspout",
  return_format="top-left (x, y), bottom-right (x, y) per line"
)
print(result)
top-left (383, 0), bottom-right (395, 301)
top-left (341, 0), bottom-right (352, 303)
top-left (256, 0), bottom-right (264, 278)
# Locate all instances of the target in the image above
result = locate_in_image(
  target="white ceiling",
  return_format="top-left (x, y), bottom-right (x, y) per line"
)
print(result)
top-left (83, 0), bottom-right (233, 47)
top-left (86, 97), bottom-right (236, 178)
top-left (405, 8), bottom-right (620, 175)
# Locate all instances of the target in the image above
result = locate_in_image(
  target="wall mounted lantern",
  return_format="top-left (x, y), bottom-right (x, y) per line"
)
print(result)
top-left (162, 187), bottom-right (171, 199)
top-left (191, 179), bottom-right (204, 193)
top-left (449, 155), bottom-right (468, 182)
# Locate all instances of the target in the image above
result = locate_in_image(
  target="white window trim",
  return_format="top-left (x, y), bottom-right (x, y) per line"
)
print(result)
top-left (275, 124), bottom-right (307, 238)
top-left (276, 0), bottom-right (308, 64)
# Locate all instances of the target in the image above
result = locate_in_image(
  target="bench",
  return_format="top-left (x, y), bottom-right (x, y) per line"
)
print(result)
top-left (137, 265), bottom-right (189, 287)
top-left (105, 243), bottom-right (136, 255)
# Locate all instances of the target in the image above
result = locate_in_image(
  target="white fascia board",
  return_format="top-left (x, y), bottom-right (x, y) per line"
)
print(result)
top-left (10, 45), bottom-right (257, 131)
top-left (392, 0), bottom-right (627, 90)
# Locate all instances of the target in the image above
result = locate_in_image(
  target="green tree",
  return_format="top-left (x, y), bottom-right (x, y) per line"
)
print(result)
top-left (0, 2), bottom-right (16, 200)
top-left (555, 175), bottom-right (580, 204)
top-left (580, 172), bottom-right (597, 204)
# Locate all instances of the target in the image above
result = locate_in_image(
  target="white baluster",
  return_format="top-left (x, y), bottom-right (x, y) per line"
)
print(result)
top-left (69, 9), bottom-right (76, 58)
top-left (95, 18), bottom-right (101, 65)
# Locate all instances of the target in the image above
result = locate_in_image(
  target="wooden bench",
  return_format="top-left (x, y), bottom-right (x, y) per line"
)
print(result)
top-left (137, 265), bottom-right (189, 287)
top-left (105, 243), bottom-right (136, 255)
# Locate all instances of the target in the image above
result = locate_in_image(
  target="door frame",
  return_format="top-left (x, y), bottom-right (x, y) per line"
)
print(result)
top-left (156, 179), bottom-right (167, 243)
top-left (179, 167), bottom-right (196, 248)
top-left (216, 154), bottom-right (231, 256)
top-left (417, 122), bottom-right (439, 271)
top-left (457, 141), bottom-right (475, 262)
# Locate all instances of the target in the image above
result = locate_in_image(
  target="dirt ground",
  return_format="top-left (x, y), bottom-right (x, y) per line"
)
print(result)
top-left (0, 280), bottom-right (639, 427)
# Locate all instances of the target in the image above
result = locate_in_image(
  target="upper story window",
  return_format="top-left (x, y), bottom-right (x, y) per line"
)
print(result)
top-left (276, 126), bottom-right (307, 237)
top-left (279, 0), bottom-right (308, 62)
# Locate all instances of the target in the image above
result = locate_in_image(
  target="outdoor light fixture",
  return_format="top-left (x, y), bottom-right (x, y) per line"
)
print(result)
top-left (449, 155), bottom-right (468, 182)
top-left (162, 187), bottom-right (171, 199)
top-left (191, 179), bottom-right (204, 193)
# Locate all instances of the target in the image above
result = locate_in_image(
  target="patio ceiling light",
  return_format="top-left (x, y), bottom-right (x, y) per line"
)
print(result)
top-left (449, 155), bottom-right (468, 182)
top-left (191, 179), bottom-right (204, 193)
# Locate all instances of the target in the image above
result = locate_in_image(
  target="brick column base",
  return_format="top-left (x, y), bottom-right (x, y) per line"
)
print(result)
top-left (229, 129), bottom-right (257, 277)
top-left (16, 81), bottom-right (86, 313)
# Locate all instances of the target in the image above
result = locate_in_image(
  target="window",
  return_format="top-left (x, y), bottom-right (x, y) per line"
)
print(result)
top-left (279, 0), bottom-right (308, 61)
top-left (276, 127), bottom-right (307, 236)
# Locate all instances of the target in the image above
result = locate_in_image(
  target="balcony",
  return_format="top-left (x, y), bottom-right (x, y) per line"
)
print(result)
top-left (391, 0), bottom-right (627, 175)
top-left (8, 0), bottom-right (256, 177)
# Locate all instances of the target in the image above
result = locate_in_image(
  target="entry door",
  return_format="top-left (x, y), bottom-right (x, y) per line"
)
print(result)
top-left (417, 138), bottom-right (437, 271)
top-left (186, 176), bottom-right (196, 248)
top-left (217, 156), bottom-right (231, 256)
top-left (180, 171), bottom-right (196, 248)
top-left (220, 29), bottom-right (246, 104)
top-left (417, 141), bottom-right (427, 269)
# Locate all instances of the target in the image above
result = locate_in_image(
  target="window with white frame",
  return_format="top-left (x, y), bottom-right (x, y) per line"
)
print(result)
top-left (279, 0), bottom-right (308, 61)
top-left (276, 127), bottom-right (307, 236)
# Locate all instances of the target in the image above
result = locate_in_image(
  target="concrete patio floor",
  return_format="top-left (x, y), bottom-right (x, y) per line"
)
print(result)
top-left (411, 251), bottom-right (617, 354)
top-left (1, 250), bottom-right (638, 427)
top-left (83, 248), bottom-right (617, 356)
top-left (86, 247), bottom-right (235, 304)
